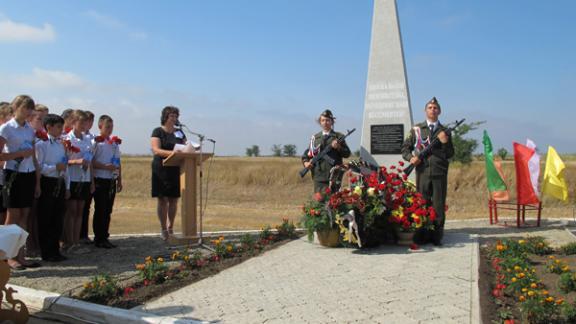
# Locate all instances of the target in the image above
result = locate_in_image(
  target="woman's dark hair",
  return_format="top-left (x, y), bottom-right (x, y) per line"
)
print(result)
top-left (161, 106), bottom-right (179, 126)
top-left (43, 114), bottom-right (65, 128)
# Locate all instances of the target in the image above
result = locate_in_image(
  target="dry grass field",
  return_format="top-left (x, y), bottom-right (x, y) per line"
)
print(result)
top-left (107, 156), bottom-right (576, 235)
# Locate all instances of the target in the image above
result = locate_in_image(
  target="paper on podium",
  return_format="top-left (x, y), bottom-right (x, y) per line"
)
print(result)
top-left (0, 224), bottom-right (28, 260)
top-left (173, 141), bottom-right (200, 153)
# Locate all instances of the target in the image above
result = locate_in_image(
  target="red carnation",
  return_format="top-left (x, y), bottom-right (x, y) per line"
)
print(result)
top-left (123, 287), bottom-right (135, 297)
top-left (35, 130), bottom-right (48, 141)
top-left (110, 136), bottom-right (122, 145)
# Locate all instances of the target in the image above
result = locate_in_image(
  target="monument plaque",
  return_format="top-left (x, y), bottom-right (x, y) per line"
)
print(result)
top-left (370, 124), bottom-right (404, 155)
top-left (360, 0), bottom-right (413, 167)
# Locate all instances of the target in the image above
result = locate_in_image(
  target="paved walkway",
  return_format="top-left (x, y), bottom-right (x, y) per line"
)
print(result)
top-left (139, 232), bottom-right (479, 323)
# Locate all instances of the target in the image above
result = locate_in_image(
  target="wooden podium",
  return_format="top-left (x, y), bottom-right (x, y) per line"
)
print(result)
top-left (163, 152), bottom-right (213, 243)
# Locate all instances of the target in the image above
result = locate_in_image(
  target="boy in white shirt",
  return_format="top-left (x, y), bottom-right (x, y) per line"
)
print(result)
top-left (91, 115), bottom-right (122, 248)
top-left (36, 114), bottom-right (70, 262)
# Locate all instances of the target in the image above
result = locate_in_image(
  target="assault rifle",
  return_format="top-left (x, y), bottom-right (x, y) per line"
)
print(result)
top-left (403, 119), bottom-right (465, 176)
top-left (299, 128), bottom-right (356, 178)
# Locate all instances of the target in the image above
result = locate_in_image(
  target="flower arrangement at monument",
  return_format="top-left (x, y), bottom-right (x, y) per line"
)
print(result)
top-left (301, 160), bottom-right (437, 248)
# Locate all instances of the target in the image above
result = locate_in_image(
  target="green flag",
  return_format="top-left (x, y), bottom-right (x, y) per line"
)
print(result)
top-left (483, 130), bottom-right (509, 201)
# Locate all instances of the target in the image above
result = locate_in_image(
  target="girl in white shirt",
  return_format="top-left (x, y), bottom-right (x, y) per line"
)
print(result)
top-left (63, 110), bottom-right (95, 250)
top-left (0, 95), bottom-right (40, 270)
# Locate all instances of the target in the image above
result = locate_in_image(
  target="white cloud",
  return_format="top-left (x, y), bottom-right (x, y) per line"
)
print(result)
top-left (84, 10), bottom-right (147, 41)
top-left (0, 18), bottom-right (55, 43)
top-left (11, 68), bottom-right (87, 89)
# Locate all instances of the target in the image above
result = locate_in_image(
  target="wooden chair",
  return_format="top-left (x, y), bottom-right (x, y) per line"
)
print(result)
top-left (488, 199), bottom-right (542, 228)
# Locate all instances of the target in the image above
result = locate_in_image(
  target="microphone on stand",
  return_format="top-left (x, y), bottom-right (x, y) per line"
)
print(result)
top-left (174, 120), bottom-right (215, 143)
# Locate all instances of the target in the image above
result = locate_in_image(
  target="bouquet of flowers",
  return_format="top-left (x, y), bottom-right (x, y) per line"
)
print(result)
top-left (378, 163), bottom-right (436, 233)
top-left (300, 191), bottom-right (336, 242)
top-left (300, 159), bottom-right (438, 248)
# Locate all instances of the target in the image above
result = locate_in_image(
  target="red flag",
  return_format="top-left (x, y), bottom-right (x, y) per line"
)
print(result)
top-left (513, 142), bottom-right (539, 204)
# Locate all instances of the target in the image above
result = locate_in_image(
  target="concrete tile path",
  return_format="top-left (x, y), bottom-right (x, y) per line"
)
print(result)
top-left (139, 232), bottom-right (479, 324)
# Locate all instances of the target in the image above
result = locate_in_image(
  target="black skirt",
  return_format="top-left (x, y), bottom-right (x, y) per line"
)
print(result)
top-left (70, 181), bottom-right (91, 200)
top-left (3, 170), bottom-right (36, 208)
top-left (151, 159), bottom-right (181, 198)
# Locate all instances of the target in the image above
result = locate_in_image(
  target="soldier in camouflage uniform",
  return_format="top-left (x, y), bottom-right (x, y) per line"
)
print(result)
top-left (401, 97), bottom-right (454, 245)
top-left (301, 109), bottom-right (351, 194)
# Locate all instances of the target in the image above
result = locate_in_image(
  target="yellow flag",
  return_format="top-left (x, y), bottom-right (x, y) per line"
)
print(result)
top-left (542, 146), bottom-right (568, 201)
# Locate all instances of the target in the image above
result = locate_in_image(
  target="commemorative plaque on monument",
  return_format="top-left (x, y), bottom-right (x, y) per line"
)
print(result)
top-left (360, 0), bottom-right (413, 167)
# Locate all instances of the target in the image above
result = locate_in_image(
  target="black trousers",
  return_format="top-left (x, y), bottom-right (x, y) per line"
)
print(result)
top-left (93, 178), bottom-right (116, 243)
top-left (80, 191), bottom-right (93, 239)
top-left (37, 176), bottom-right (66, 259)
top-left (416, 173), bottom-right (448, 244)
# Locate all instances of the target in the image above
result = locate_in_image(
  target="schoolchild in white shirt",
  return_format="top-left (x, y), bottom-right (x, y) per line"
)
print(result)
top-left (26, 103), bottom-right (49, 258)
top-left (0, 95), bottom-right (40, 270)
top-left (63, 110), bottom-right (95, 250)
top-left (91, 115), bottom-right (122, 248)
top-left (36, 114), bottom-right (70, 262)
top-left (0, 101), bottom-right (13, 226)
top-left (80, 111), bottom-right (95, 244)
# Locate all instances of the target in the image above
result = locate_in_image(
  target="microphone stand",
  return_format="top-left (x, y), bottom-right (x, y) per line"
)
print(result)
top-left (178, 123), bottom-right (214, 252)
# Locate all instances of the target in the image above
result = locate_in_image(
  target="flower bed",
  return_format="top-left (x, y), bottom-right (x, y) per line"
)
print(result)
top-left (481, 237), bottom-right (576, 323)
top-left (76, 219), bottom-right (300, 308)
top-left (300, 160), bottom-right (438, 248)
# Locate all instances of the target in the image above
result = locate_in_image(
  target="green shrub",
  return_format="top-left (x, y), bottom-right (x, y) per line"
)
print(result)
top-left (560, 242), bottom-right (576, 255)
top-left (561, 303), bottom-right (576, 323)
top-left (558, 272), bottom-right (576, 293)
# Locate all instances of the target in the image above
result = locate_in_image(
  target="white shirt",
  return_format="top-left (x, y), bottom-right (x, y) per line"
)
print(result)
top-left (35, 135), bottom-right (71, 189)
top-left (0, 118), bottom-right (36, 172)
top-left (93, 138), bottom-right (121, 179)
top-left (66, 130), bottom-right (94, 182)
top-left (426, 120), bottom-right (439, 130)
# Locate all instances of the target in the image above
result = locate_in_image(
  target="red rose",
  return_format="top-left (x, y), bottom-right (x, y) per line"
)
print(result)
top-left (64, 127), bottom-right (72, 134)
top-left (492, 288), bottom-right (502, 298)
top-left (350, 176), bottom-right (357, 184)
top-left (409, 243), bottom-right (419, 250)
top-left (35, 130), bottom-right (48, 141)
top-left (398, 161), bottom-right (405, 166)
top-left (94, 135), bottom-right (106, 143)
top-left (325, 187), bottom-right (331, 194)
top-left (314, 192), bottom-right (323, 202)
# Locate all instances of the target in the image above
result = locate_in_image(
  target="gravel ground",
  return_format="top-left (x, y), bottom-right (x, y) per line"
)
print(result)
top-left (8, 235), bottom-right (173, 295)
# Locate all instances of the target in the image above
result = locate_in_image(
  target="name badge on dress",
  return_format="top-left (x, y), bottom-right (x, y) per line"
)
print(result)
top-left (174, 130), bottom-right (184, 139)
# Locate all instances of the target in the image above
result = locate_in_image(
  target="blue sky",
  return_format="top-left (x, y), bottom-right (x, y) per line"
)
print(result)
top-left (0, 1), bottom-right (574, 155)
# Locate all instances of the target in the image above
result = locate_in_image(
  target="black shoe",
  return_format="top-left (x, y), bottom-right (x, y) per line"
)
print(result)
top-left (105, 240), bottom-right (117, 248)
top-left (95, 241), bottom-right (113, 249)
top-left (43, 255), bottom-right (67, 262)
top-left (23, 262), bottom-right (42, 268)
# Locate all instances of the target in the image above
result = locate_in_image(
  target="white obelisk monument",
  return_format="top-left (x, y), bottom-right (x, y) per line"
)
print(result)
top-left (360, 0), bottom-right (413, 167)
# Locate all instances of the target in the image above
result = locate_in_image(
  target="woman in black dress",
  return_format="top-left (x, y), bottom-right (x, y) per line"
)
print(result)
top-left (150, 106), bottom-right (186, 240)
